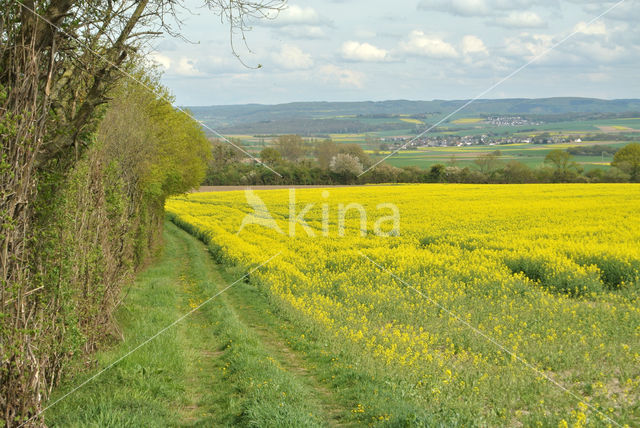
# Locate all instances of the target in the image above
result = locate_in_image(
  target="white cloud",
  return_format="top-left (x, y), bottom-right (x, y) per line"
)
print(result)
top-left (493, 11), bottom-right (547, 28)
top-left (318, 65), bottom-right (365, 88)
top-left (461, 35), bottom-right (489, 56)
top-left (573, 21), bottom-right (607, 36)
top-left (154, 40), bottom-right (178, 52)
top-left (149, 52), bottom-right (171, 69)
top-left (418, 0), bottom-right (558, 18)
top-left (274, 25), bottom-right (326, 40)
top-left (504, 33), bottom-right (554, 59)
top-left (578, 1), bottom-right (640, 22)
top-left (341, 41), bottom-right (388, 62)
top-left (579, 72), bottom-right (611, 83)
top-left (173, 57), bottom-right (202, 76)
top-left (266, 5), bottom-right (323, 26)
top-left (572, 41), bottom-right (625, 63)
top-left (400, 31), bottom-right (459, 58)
top-left (148, 52), bottom-right (242, 76)
top-left (502, 29), bottom-right (627, 67)
top-left (272, 45), bottom-right (313, 70)
top-left (198, 56), bottom-right (239, 74)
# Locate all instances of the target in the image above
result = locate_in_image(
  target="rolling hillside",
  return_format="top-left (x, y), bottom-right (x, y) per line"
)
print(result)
top-left (187, 98), bottom-right (640, 134)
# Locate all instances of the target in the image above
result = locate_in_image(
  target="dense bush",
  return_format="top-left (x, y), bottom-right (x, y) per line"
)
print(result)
top-left (612, 142), bottom-right (640, 181)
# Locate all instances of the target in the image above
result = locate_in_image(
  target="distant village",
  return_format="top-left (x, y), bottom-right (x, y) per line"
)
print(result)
top-left (378, 116), bottom-right (585, 148)
top-left (382, 133), bottom-right (581, 149)
top-left (486, 116), bottom-right (543, 127)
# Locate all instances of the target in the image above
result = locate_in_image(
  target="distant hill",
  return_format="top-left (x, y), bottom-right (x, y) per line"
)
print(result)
top-left (186, 98), bottom-right (640, 135)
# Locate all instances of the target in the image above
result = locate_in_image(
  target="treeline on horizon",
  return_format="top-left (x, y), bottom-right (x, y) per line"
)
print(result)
top-left (205, 136), bottom-right (640, 185)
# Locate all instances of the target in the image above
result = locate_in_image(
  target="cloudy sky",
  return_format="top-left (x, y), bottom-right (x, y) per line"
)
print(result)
top-left (149, 0), bottom-right (640, 106)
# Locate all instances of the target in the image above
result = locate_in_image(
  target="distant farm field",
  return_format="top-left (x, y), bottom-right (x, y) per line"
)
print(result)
top-left (451, 118), bottom-right (484, 124)
top-left (376, 142), bottom-right (629, 170)
top-left (222, 113), bottom-right (638, 172)
top-left (167, 184), bottom-right (640, 426)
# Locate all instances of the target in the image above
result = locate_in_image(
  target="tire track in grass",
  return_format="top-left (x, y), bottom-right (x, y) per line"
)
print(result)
top-left (216, 275), bottom-right (349, 427)
top-left (167, 222), bottom-right (348, 426)
top-left (174, 255), bottom-right (228, 426)
top-left (149, 222), bottom-right (231, 426)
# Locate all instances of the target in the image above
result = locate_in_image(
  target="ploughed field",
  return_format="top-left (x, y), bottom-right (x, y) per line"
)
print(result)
top-left (166, 184), bottom-right (640, 426)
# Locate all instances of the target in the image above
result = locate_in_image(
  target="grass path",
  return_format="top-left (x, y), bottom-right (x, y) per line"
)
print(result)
top-left (46, 221), bottom-right (349, 427)
top-left (174, 220), bottom-right (350, 426)
top-left (221, 275), bottom-right (346, 426)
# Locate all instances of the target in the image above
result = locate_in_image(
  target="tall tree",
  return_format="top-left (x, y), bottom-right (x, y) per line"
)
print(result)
top-left (612, 142), bottom-right (640, 181)
top-left (276, 134), bottom-right (305, 162)
top-left (314, 139), bottom-right (338, 169)
top-left (544, 150), bottom-right (573, 171)
top-left (544, 149), bottom-right (582, 182)
top-left (330, 153), bottom-right (363, 183)
top-left (474, 150), bottom-right (503, 174)
top-left (339, 143), bottom-right (371, 167)
top-left (260, 147), bottom-right (282, 165)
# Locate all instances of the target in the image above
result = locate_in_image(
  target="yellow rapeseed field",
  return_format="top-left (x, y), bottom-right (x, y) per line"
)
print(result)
top-left (451, 118), bottom-right (485, 124)
top-left (167, 184), bottom-right (640, 426)
top-left (399, 118), bottom-right (425, 125)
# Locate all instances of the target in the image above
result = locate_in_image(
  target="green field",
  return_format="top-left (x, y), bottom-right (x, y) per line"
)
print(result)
top-left (376, 142), bottom-right (629, 171)
top-left (222, 114), bottom-right (639, 172)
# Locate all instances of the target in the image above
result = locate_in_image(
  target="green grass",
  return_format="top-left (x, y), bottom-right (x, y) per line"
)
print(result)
top-left (376, 143), bottom-right (624, 171)
top-left (46, 222), bottom-right (326, 427)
